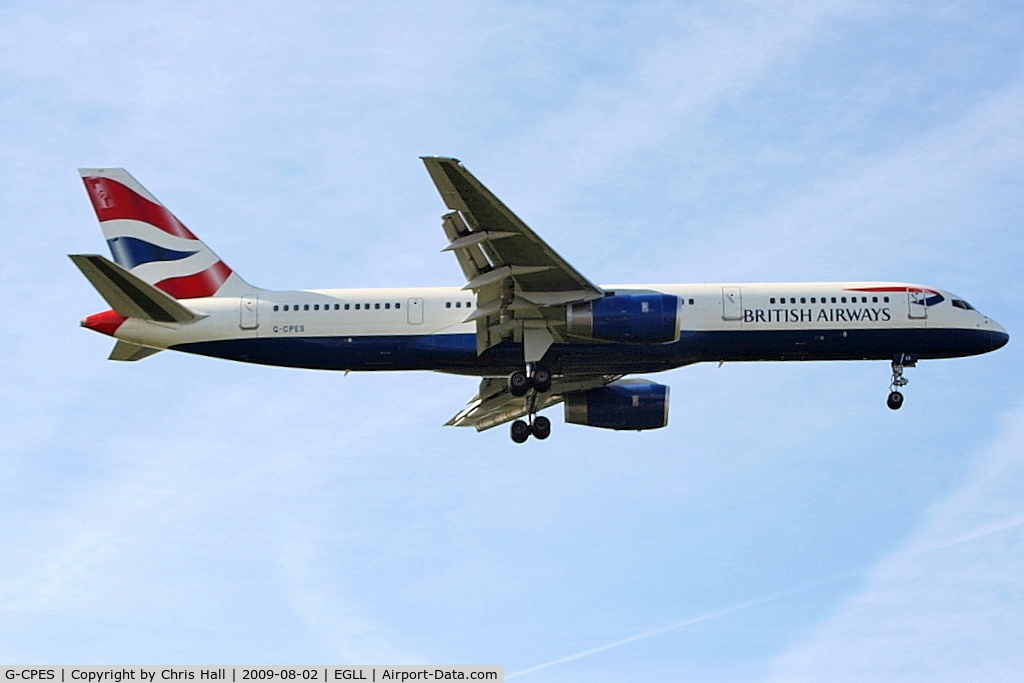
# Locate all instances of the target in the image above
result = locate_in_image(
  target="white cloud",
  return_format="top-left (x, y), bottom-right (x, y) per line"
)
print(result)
top-left (692, 77), bottom-right (1024, 284)
top-left (484, 0), bottom-right (872, 196)
top-left (765, 403), bottom-right (1024, 682)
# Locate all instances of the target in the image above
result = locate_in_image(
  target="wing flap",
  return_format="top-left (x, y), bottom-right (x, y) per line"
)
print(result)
top-left (422, 157), bottom-right (603, 298)
top-left (448, 374), bottom-right (622, 431)
top-left (422, 157), bottom-right (604, 359)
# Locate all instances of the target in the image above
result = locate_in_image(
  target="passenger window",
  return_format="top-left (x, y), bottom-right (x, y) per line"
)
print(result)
top-left (872, 297), bottom-right (878, 303)
top-left (455, 301), bottom-right (461, 308)
top-left (396, 303), bottom-right (401, 309)
top-left (840, 297), bottom-right (846, 303)
top-left (810, 298), bottom-right (815, 304)
top-left (365, 303), bottom-right (370, 309)
top-left (689, 299), bottom-right (694, 305)
top-left (862, 297), bottom-right (867, 303)
top-left (884, 296), bottom-right (889, 303)
top-left (770, 298), bottom-right (776, 304)
top-left (800, 297), bottom-right (806, 304)
top-left (302, 304), bottom-right (308, 311)
top-left (344, 304), bottom-right (350, 310)
top-left (789, 298), bottom-right (795, 304)
top-left (355, 304), bottom-right (360, 310)
top-left (385, 303), bottom-right (390, 309)
top-left (375, 303), bottom-right (380, 309)
top-left (831, 297), bottom-right (837, 303)
top-left (273, 305), bottom-right (279, 311)
top-left (314, 304), bottom-right (319, 311)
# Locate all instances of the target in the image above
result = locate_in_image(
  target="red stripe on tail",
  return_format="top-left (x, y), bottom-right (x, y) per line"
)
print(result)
top-left (81, 176), bottom-right (199, 240)
top-left (155, 261), bottom-right (233, 299)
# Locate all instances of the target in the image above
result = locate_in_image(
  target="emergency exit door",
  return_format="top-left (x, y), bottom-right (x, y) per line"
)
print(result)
top-left (721, 287), bottom-right (743, 320)
top-left (240, 294), bottom-right (259, 329)
top-left (407, 297), bottom-right (424, 324)
top-left (907, 290), bottom-right (928, 319)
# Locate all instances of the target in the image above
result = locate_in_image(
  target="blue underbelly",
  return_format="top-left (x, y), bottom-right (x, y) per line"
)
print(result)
top-left (170, 327), bottom-right (1006, 375)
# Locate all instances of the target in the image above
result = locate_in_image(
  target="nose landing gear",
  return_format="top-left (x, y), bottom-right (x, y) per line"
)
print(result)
top-left (886, 390), bottom-right (904, 410)
top-left (887, 353), bottom-right (917, 410)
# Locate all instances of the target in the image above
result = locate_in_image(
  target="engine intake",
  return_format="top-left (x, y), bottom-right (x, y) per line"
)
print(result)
top-left (564, 379), bottom-right (670, 431)
top-left (567, 293), bottom-right (680, 344)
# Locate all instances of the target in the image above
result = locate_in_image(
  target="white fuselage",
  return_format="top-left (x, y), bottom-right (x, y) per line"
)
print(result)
top-left (105, 281), bottom-right (1008, 377)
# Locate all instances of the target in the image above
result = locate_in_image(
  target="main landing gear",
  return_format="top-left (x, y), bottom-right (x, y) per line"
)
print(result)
top-left (508, 365), bottom-right (553, 442)
top-left (887, 353), bottom-right (917, 410)
top-left (510, 415), bottom-right (551, 443)
top-left (507, 365), bottom-right (552, 396)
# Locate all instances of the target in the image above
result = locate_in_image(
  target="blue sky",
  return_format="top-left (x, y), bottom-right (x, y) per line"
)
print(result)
top-left (1, 0), bottom-right (1022, 679)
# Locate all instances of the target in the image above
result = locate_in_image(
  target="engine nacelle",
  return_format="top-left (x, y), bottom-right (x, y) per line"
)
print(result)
top-left (566, 293), bottom-right (681, 344)
top-left (564, 379), bottom-right (670, 431)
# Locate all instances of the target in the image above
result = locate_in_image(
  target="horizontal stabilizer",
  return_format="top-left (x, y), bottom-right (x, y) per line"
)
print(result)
top-left (69, 254), bottom-right (201, 323)
top-left (109, 340), bottom-right (163, 361)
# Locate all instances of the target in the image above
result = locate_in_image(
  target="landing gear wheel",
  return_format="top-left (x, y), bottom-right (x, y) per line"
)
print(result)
top-left (510, 419), bottom-right (531, 443)
top-left (508, 370), bottom-right (530, 397)
top-left (531, 416), bottom-right (551, 440)
top-left (531, 367), bottom-right (552, 393)
top-left (886, 354), bottom-right (914, 411)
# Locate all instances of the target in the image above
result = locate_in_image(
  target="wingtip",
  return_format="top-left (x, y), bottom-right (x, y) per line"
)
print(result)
top-left (420, 155), bottom-right (461, 164)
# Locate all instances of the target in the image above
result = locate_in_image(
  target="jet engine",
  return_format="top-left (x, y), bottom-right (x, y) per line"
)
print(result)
top-left (564, 379), bottom-right (670, 430)
top-left (566, 292), bottom-right (681, 344)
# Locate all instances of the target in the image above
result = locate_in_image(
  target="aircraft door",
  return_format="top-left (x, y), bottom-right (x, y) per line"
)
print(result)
top-left (722, 286), bottom-right (743, 320)
top-left (407, 297), bottom-right (424, 324)
top-left (240, 294), bottom-right (259, 329)
top-left (907, 291), bottom-right (928, 319)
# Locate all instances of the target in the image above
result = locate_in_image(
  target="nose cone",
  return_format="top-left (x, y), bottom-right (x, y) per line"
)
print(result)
top-left (988, 318), bottom-right (1009, 351)
top-left (81, 309), bottom-right (127, 336)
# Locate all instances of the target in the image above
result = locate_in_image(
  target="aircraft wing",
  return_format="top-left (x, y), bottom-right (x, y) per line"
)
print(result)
top-left (447, 374), bottom-right (622, 431)
top-left (422, 157), bottom-right (604, 359)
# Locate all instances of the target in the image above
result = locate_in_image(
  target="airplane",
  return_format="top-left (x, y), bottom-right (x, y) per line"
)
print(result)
top-left (70, 158), bottom-right (1009, 443)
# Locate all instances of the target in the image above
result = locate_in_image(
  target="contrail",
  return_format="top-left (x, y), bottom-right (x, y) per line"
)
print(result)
top-left (508, 510), bottom-right (1024, 679)
top-left (506, 580), bottom-right (838, 679)
top-left (907, 511), bottom-right (1024, 556)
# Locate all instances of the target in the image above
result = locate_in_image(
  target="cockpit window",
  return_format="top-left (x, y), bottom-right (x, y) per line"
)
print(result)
top-left (951, 299), bottom-right (974, 310)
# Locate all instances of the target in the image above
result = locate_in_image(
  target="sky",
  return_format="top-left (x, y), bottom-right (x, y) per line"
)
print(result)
top-left (1, 0), bottom-right (1023, 679)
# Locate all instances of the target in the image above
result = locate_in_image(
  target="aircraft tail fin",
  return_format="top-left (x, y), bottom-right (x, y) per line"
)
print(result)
top-left (69, 254), bottom-right (202, 324)
top-left (78, 168), bottom-right (252, 299)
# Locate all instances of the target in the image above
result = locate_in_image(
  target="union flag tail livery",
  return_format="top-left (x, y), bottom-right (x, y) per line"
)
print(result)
top-left (78, 168), bottom-right (251, 299)
top-left (70, 159), bottom-right (1009, 442)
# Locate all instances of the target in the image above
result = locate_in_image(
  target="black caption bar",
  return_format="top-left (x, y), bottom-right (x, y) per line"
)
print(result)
top-left (1, 667), bottom-right (502, 683)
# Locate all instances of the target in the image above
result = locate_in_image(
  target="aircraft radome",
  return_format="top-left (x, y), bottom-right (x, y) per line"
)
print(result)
top-left (71, 158), bottom-right (1009, 442)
